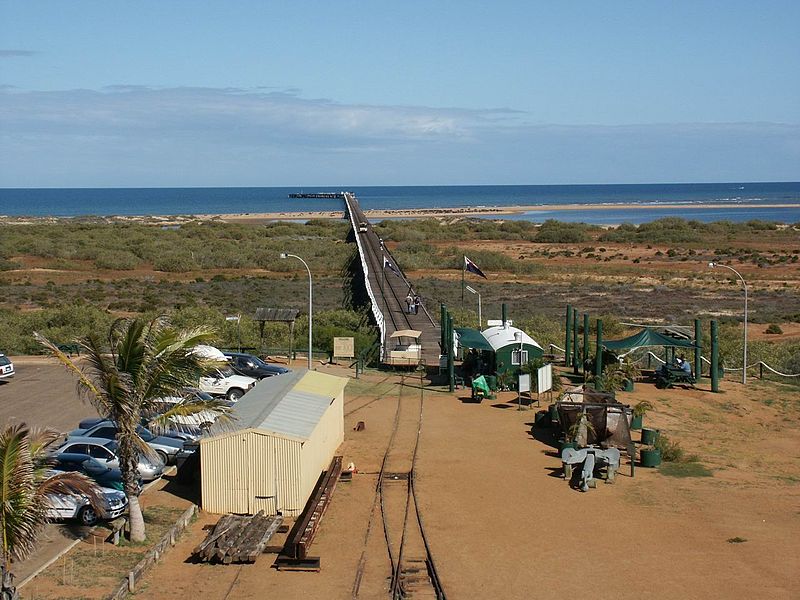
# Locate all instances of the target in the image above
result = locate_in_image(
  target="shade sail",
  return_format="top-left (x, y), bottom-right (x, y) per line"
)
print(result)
top-left (602, 328), bottom-right (697, 351)
top-left (455, 327), bottom-right (494, 351)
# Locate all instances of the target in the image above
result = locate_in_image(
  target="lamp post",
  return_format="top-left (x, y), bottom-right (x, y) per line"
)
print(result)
top-left (281, 253), bottom-right (313, 370)
top-left (709, 262), bottom-right (747, 384)
top-left (225, 314), bottom-right (241, 352)
top-left (465, 285), bottom-right (482, 329)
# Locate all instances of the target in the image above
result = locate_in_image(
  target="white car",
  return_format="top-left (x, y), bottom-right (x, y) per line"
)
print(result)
top-left (192, 345), bottom-right (257, 401)
top-left (0, 354), bottom-right (14, 381)
top-left (45, 483), bottom-right (128, 526)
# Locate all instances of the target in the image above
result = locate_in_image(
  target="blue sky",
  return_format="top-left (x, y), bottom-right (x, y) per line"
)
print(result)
top-left (1, 1), bottom-right (798, 187)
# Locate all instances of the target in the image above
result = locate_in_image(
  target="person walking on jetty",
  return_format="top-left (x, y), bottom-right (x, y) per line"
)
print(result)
top-left (413, 296), bottom-right (421, 315)
top-left (405, 292), bottom-right (413, 314)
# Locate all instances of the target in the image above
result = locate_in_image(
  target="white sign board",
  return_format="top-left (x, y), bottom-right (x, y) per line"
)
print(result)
top-left (518, 373), bottom-right (531, 393)
top-left (333, 337), bottom-right (355, 359)
top-left (536, 364), bottom-right (553, 393)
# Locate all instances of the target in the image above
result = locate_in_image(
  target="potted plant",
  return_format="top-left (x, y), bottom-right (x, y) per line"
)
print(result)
top-left (618, 358), bottom-right (642, 392)
top-left (630, 400), bottom-right (654, 430)
top-left (639, 444), bottom-right (662, 467)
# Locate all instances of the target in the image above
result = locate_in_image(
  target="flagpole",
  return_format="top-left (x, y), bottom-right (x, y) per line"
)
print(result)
top-left (461, 255), bottom-right (465, 307)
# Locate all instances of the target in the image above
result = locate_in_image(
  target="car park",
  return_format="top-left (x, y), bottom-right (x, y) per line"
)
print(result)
top-left (45, 474), bottom-right (128, 526)
top-left (223, 352), bottom-right (291, 380)
top-left (55, 436), bottom-right (164, 481)
top-left (50, 453), bottom-right (143, 493)
top-left (0, 353), bottom-right (14, 381)
top-left (68, 420), bottom-right (184, 465)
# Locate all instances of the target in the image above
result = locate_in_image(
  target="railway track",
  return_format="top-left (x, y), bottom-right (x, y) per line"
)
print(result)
top-left (352, 371), bottom-right (446, 599)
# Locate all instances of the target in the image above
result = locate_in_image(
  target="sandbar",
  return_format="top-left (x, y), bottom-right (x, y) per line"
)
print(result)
top-left (205, 202), bottom-right (797, 223)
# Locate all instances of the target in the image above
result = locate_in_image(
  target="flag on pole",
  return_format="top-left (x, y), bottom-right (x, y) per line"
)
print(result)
top-left (383, 256), bottom-right (402, 278)
top-left (464, 255), bottom-right (487, 279)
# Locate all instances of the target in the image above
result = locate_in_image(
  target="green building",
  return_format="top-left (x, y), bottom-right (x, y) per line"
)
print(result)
top-left (456, 323), bottom-right (544, 377)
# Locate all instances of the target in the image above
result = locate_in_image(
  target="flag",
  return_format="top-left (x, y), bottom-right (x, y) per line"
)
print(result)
top-left (383, 256), bottom-right (402, 278)
top-left (464, 256), bottom-right (487, 279)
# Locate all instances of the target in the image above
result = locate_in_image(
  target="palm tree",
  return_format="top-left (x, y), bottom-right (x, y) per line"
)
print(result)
top-left (36, 317), bottom-right (233, 543)
top-left (1, 424), bottom-right (100, 599)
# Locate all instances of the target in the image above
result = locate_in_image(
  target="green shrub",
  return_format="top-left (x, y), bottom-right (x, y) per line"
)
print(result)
top-left (0, 258), bottom-right (21, 271)
top-left (153, 253), bottom-right (195, 272)
top-left (94, 250), bottom-right (140, 270)
top-left (765, 323), bottom-right (783, 335)
top-left (534, 220), bottom-right (593, 243)
top-left (655, 433), bottom-right (688, 462)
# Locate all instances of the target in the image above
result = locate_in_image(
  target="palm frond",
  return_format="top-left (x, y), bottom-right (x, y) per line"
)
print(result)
top-left (37, 471), bottom-right (102, 511)
top-left (0, 424), bottom-right (82, 563)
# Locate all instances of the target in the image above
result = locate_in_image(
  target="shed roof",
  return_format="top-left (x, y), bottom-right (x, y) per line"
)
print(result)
top-left (481, 325), bottom-right (543, 352)
top-left (227, 369), bottom-right (347, 441)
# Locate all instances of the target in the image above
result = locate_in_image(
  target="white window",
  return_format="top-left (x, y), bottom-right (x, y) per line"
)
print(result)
top-left (511, 349), bottom-right (528, 365)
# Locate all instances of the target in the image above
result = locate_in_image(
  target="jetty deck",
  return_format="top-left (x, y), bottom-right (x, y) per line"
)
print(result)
top-left (344, 192), bottom-right (441, 365)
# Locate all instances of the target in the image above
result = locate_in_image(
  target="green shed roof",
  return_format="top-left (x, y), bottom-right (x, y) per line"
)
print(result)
top-left (602, 328), bottom-right (697, 351)
top-left (455, 327), bottom-right (494, 351)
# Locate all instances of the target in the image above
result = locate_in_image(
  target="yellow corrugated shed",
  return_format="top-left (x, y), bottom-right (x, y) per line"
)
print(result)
top-left (199, 370), bottom-right (348, 516)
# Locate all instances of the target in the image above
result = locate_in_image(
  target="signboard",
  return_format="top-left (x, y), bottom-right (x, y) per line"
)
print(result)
top-left (518, 373), bottom-right (531, 393)
top-left (536, 364), bottom-right (553, 393)
top-left (333, 337), bottom-right (355, 359)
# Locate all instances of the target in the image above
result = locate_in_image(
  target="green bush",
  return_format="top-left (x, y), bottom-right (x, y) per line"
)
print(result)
top-left (152, 253), bottom-right (195, 272)
top-left (94, 250), bottom-right (140, 270)
top-left (534, 220), bottom-right (593, 243)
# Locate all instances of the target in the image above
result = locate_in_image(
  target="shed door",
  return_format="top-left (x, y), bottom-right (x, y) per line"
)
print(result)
top-left (248, 435), bottom-right (278, 515)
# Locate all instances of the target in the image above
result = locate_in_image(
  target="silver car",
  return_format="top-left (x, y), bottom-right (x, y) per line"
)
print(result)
top-left (45, 473), bottom-right (128, 527)
top-left (69, 420), bottom-right (184, 465)
top-left (56, 436), bottom-right (164, 481)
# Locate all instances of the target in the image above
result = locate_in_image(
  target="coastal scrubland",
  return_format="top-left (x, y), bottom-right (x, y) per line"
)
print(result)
top-left (1, 216), bottom-right (798, 376)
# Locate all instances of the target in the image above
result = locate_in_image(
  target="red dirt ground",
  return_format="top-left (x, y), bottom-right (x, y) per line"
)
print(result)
top-left (123, 365), bottom-right (800, 600)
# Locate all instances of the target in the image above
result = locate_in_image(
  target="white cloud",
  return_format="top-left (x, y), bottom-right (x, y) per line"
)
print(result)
top-left (0, 86), bottom-right (797, 186)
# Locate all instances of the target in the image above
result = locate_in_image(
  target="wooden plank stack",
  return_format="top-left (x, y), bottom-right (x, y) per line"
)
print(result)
top-left (192, 511), bottom-right (283, 564)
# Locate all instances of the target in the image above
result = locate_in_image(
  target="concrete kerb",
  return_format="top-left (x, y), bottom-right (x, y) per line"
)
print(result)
top-left (109, 504), bottom-right (197, 600)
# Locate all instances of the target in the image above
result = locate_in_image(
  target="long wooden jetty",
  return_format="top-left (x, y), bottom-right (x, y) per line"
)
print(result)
top-left (343, 192), bottom-right (441, 364)
top-left (288, 192), bottom-right (346, 199)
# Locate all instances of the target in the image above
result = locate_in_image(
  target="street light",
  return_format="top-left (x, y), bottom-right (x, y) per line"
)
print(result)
top-left (709, 262), bottom-right (748, 384)
top-left (465, 285), bottom-right (482, 329)
top-left (225, 314), bottom-right (241, 352)
top-left (281, 253), bottom-right (313, 370)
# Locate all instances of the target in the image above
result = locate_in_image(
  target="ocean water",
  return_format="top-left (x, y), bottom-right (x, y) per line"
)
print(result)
top-left (1, 182), bottom-right (798, 224)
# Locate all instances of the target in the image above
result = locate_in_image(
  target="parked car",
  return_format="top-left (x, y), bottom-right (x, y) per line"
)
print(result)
top-left (68, 420), bottom-right (184, 465)
top-left (223, 352), bottom-right (291, 380)
top-left (148, 388), bottom-right (234, 441)
top-left (44, 472), bottom-right (128, 526)
top-left (0, 353), bottom-right (14, 381)
top-left (192, 345), bottom-right (257, 401)
top-left (54, 437), bottom-right (164, 481)
top-left (50, 453), bottom-right (143, 493)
